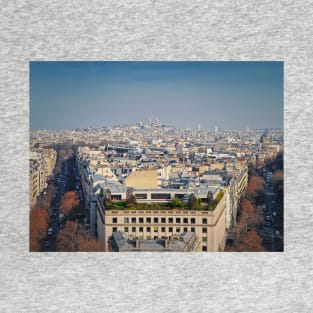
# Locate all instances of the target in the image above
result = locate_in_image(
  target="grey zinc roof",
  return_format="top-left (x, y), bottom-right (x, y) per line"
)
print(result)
top-left (137, 240), bottom-right (165, 251)
top-left (92, 174), bottom-right (107, 182)
top-left (111, 231), bottom-right (197, 252)
top-left (112, 232), bottom-right (134, 251)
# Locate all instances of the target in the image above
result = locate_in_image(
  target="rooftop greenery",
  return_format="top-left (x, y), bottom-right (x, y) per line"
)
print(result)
top-left (104, 190), bottom-right (224, 211)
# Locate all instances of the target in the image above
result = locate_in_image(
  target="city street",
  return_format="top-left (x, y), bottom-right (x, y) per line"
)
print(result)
top-left (42, 162), bottom-right (68, 251)
top-left (259, 170), bottom-right (283, 252)
top-left (41, 155), bottom-right (86, 252)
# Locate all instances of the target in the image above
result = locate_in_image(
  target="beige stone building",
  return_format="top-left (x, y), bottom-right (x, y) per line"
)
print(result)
top-left (96, 190), bottom-right (227, 252)
top-left (42, 148), bottom-right (57, 177)
top-left (29, 161), bottom-right (40, 208)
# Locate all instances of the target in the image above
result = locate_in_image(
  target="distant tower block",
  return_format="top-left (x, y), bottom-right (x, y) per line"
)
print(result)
top-left (198, 124), bottom-right (201, 131)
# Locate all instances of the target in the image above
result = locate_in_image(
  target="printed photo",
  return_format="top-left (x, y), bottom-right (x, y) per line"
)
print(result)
top-left (30, 61), bottom-right (284, 252)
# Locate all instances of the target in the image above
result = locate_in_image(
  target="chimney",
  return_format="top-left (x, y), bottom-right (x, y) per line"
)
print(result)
top-left (164, 239), bottom-right (169, 250)
top-left (135, 239), bottom-right (140, 250)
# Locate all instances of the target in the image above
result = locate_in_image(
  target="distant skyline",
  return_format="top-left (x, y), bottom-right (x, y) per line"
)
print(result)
top-left (30, 61), bottom-right (283, 131)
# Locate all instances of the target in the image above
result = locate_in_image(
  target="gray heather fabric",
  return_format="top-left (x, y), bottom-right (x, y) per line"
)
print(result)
top-left (0, 1), bottom-right (312, 312)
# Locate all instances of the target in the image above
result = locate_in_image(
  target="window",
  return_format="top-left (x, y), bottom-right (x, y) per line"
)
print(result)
top-left (161, 227), bottom-right (166, 232)
top-left (124, 217), bottom-right (129, 223)
top-left (202, 246), bottom-right (207, 251)
top-left (154, 227), bottom-right (158, 232)
top-left (169, 227), bottom-right (173, 232)
top-left (154, 217), bottom-right (158, 223)
top-left (139, 227), bottom-right (144, 233)
top-left (202, 218), bottom-right (207, 224)
top-left (202, 228), bottom-right (207, 233)
top-left (174, 194), bottom-right (184, 199)
top-left (176, 218), bottom-right (181, 223)
top-left (202, 237), bottom-right (207, 242)
top-left (191, 218), bottom-right (196, 224)
top-left (191, 227), bottom-right (195, 232)
top-left (147, 227), bottom-right (151, 232)
top-left (139, 217), bottom-right (144, 223)
top-left (112, 217), bottom-right (117, 224)
top-left (176, 228), bottom-right (180, 233)
top-left (151, 193), bottom-right (171, 200)
top-left (112, 227), bottom-right (117, 232)
top-left (168, 217), bottom-right (173, 224)
top-left (131, 217), bottom-right (136, 224)
top-left (183, 227), bottom-right (188, 232)
top-left (132, 227), bottom-right (136, 232)
top-left (161, 217), bottom-right (166, 224)
top-left (135, 193), bottom-right (147, 200)
top-left (124, 227), bottom-right (129, 232)
top-left (183, 218), bottom-right (188, 224)
top-left (146, 217), bottom-right (151, 223)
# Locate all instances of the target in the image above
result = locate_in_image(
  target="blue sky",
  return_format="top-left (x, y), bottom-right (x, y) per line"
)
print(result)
top-left (30, 61), bottom-right (283, 131)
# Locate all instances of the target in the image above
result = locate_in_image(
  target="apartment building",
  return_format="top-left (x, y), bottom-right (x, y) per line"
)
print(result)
top-left (41, 148), bottom-right (57, 177)
top-left (29, 148), bottom-right (57, 207)
top-left (29, 160), bottom-right (40, 207)
top-left (96, 188), bottom-right (227, 252)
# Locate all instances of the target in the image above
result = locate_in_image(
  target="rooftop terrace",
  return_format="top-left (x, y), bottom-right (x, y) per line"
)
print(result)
top-left (101, 189), bottom-right (224, 212)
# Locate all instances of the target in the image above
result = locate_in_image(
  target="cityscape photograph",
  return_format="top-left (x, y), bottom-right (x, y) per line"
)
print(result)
top-left (29, 61), bottom-right (284, 252)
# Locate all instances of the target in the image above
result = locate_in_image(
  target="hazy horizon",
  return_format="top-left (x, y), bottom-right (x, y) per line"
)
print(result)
top-left (30, 61), bottom-right (283, 131)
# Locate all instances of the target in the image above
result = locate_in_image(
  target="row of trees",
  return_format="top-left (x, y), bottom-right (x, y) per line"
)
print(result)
top-left (56, 221), bottom-right (104, 252)
top-left (29, 208), bottom-right (48, 251)
top-left (225, 175), bottom-right (265, 252)
top-left (56, 190), bottom-right (105, 251)
top-left (35, 183), bottom-right (56, 211)
top-left (30, 146), bottom-right (70, 251)
top-left (245, 175), bottom-right (265, 205)
top-left (225, 198), bottom-right (265, 252)
top-left (60, 191), bottom-right (80, 216)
